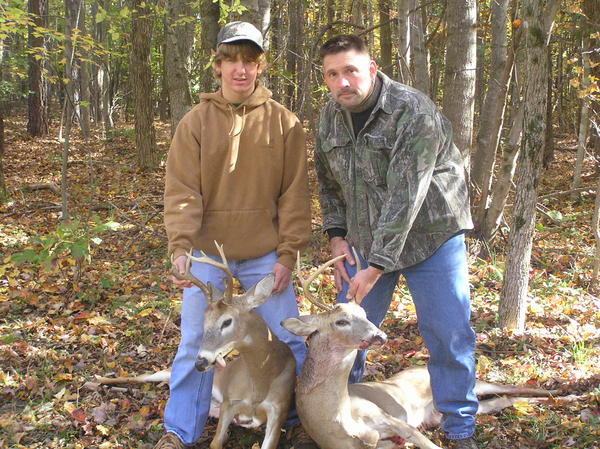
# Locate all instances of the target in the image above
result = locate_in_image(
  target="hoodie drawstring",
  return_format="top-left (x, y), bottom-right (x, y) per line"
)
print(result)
top-left (227, 105), bottom-right (246, 173)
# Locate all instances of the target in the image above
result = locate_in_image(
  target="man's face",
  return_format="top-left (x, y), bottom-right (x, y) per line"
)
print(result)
top-left (215, 54), bottom-right (262, 102)
top-left (322, 49), bottom-right (377, 109)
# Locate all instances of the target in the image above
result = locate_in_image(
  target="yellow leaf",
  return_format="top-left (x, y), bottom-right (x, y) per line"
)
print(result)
top-left (512, 399), bottom-right (533, 416)
top-left (138, 307), bottom-right (154, 317)
top-left (570, 78), bottom-right (580, 88)
top-left (64, 401), bottom-right (76, 414)
top-left (88, 316), bottom-right (110, 325)
top-left (55, 373), bottom-right (73, 381)
top-left (96, 424), bottom-right (110, 436)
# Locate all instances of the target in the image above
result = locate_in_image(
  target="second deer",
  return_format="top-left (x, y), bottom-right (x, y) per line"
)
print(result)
top-left (282, 256), bottom-right (557, 449)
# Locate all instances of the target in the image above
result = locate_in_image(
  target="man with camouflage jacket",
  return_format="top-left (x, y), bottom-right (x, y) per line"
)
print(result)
top-left (314, 34), bottom-right (480, 449)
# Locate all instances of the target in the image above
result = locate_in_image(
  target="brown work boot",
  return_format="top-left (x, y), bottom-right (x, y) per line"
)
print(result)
top-left (451, 436), bottom-right (480, 449)
top-left (286, 422), bottom-right (319, 449)
top-left (153, 433), bottom-right (185, 449)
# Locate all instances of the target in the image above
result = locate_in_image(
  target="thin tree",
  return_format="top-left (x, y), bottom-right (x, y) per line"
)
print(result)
top-left (27, 0), bottom-right (49, 137)
top-left (165, 0), bottom-right (194, 134)
top-left (499, 0), bottom-right (560, 331)
top-left (78, 0), bottom-right (91, 138)
top-left (410, 0), bottom-right (430, 96)
top-left (198, 0), bottom-right (219, 94)
top-left (286, 0), bottom-right (304, 110)
top-left (442, 0), bottom-right (477, 162)
top-left (130, 0), bottom-right (158, 168)
top-left (397, 0), bottom-right (411, 84)
top-left (379, 0), bottom-right (392, 76)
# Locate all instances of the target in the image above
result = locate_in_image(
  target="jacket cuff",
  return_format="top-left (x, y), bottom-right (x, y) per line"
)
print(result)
top-left (326, 227), bottom-right (347, 240)
top-left (170, 247), bottom-right (188, 260)
top-left (369, 262), bottom-right (385, 271)
top-left (276, 253), bottom-right (296, 270)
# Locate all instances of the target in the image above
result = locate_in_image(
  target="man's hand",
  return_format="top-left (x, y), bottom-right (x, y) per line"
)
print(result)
top-left (346, 265), bottom-right (383, 303)
top-left (330, 237), bottom-right (355, 292)
top-left (170, 255), bottom-right (194, 289)
top-left (272, 262), bottom-right (292, 294)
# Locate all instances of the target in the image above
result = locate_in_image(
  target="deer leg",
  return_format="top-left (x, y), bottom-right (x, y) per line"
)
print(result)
top-left (259, 404), bottom-right (285, 449)
top-left (210, 401), bottom-right (235, 449)
top-left (380, 415), bottom-right (442, 449)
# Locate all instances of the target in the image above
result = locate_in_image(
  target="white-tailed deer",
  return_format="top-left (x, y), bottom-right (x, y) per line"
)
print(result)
top-left (97, 243), bottom-right (296, 449)
top-left (281, 256), bottom-right (558, 449)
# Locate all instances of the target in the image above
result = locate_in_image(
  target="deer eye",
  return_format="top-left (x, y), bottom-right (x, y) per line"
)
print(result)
top-left (221, 318), bottom-right (232, 329)
top-left (335, 319), bottom-right (350, 327)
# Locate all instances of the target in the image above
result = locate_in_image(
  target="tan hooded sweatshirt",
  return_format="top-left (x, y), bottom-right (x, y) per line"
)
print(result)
top-left (164, 84), bottom-right (311, 269)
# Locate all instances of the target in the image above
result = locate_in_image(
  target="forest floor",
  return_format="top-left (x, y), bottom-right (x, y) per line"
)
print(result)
top-left (1, 116), bottom-right (599, 449)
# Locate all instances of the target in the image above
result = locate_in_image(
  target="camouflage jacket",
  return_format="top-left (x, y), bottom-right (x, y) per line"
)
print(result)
top-left (314, 72), bottom-right (473, 272)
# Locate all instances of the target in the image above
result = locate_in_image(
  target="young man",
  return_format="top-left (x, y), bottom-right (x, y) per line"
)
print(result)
top-left (159, 22), bottom-right (315, 449)
top-left (314, 34), bottom-right (479, 449)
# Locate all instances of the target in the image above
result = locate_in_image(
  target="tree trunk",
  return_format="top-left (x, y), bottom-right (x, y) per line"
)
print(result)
top-left (0, 83), bottom-right (8, 204)
top-left (582, 0), bottom-right (600, 156)
top-left (198, 0), bottom-right (219, 94)
top-left (79, 0), bottom-right (91, 138)
top-left (130, 0), bottom-right (158, 169)
top-left (240, 0), bottom-right (271, 50)
top-left (411, 0), bottom-right (429, 95)
top-left (165, 0), bottom-right (194, 135)
top-left (62, 0), bottom-right (80, 218)
top-left (442, 0), bottom-right (477, 163)
top-left (471, 0), bottom-right (510, 192)
top-left (480, 104), bottom-right (523, 243)
top-left (499, 0), bottom-right (560, 331)
top-left (379, 0), bottom-right (392, 77)
top-left (396, 0), bottom-right (411, 84)
top-left (27, 0), bottom-right (49, 137)
top-left (286, 0), bottom-right (304, 110)
top-left (572, 19), bottom-right (591, 189)
top-left (592, 170), bottom-right (600, 289)
top-left (159, 31), bottom-right (170, 122)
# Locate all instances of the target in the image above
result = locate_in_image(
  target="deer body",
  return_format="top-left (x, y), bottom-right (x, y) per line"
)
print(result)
top-left (198, 303), bottom-right (296, 449)
top-left (283, 302), bottom-right (556, 449)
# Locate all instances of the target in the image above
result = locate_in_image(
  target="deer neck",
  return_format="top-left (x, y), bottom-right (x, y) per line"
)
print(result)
top-left (236, 310), bottom-right (278, 376)
top-left (297, 334), bottom-right (356, 396)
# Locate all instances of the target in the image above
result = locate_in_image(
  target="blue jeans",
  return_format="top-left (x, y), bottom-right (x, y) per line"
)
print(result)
top-left (337, 233), bottom-right (478, 439)
top-left (164, 251), bottom-right (306, 445)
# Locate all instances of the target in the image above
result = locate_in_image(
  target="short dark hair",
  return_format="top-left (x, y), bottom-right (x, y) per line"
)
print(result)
top-left (319, 34), bottom-right (369, 59)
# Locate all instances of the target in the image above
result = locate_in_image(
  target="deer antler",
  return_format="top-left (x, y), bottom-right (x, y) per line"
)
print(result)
top-left (170, 251), bottom-right (215, 301)
top-left (296, 252), bottom-right (346, 311)
top-left (186, 241), bottom-right (234, 302)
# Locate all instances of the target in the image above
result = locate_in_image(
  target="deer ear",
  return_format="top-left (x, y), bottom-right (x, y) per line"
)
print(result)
top-left (281, 316), bottom-right (318, 336)
top-left (239, 273), bottom-right (275, 308)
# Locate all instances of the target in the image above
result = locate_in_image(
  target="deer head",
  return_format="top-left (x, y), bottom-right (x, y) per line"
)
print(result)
top-left (282, 253), bottom-right (387, 352)
top-left (171, 242), bottom-right (276, 371)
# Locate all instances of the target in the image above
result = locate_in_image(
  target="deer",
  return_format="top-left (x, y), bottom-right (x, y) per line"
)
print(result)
top-left (281, 255), bottom-right (559, 449)
top-left (96, 243), bottom-right (296, 449)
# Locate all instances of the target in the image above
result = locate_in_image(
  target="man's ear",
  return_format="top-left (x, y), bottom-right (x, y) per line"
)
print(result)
top-left (369, 59), bottom-right (378, 79)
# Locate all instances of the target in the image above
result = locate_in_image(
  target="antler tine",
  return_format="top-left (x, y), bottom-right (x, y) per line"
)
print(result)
top-left (296, 252), bottom-right (346, 311)
top-left (185, 242), bottom-right (234, 301)
top-left (171, 252), bottom-right (213, 301)
top-left (347, 247), bottom-right (362, 304)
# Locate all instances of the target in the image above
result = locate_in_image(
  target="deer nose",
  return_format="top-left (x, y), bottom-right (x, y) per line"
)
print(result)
top-left (195, 357), bottom-right (211, 372)
top-left (372, 332), bottom-right (387, 346)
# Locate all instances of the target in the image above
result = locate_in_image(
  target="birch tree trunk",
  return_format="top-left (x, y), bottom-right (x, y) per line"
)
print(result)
top-left (27, 0), bottom-right (49, 137)
top-left (442, 0), bottom-right (477, 162)
top-left (499, 0), bottom-right (560, 331)
top-left (572, 23), bottom-right (591, 189)
top-left (240, 0), bottom-right (271, 50)
top-left (165, 0), bottom-right (194, 134)
top-left (130, 0), bottom-right (158, 169)
top-left (411, 0), bottom-right (429, 96)
top-left (198, 0), bottom-right (219, 94)
top-left (471, 0), bottom-right (510, 192)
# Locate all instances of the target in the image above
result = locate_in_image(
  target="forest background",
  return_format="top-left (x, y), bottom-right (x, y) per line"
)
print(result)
top-left (0, 0), bottom-right (599, 448)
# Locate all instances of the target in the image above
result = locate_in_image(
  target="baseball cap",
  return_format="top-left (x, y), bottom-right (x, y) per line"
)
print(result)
top-left (217, 21), bottom-right (264, 51)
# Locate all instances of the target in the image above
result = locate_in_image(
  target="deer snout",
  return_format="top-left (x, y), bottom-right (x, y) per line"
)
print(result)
top-left (370, 331), bottom-right (387, 347)
top-left (195, 357), bottom-right (211, 372)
